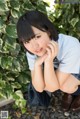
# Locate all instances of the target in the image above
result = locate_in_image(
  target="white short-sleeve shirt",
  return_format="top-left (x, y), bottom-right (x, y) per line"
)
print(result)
top-left (26, 34), bottom-right (80, 74)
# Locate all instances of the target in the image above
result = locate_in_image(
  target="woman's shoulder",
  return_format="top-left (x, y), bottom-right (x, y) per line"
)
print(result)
top-left (26, 52), bottom-right (37, 70)
top-left (58, 33), bottom-right (79, 44)
top-left (57, 33), bottom-right (80, 61)
top-left (58, 33), bottom-right (80, 50)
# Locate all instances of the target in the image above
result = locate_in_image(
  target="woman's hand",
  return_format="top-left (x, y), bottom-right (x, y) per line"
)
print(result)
top-left (35, 41), bottom-right (58, 66)
top-left (35, 53), bottom-right (48, 66)
top-left (44, 41), bottom-right (58, 62)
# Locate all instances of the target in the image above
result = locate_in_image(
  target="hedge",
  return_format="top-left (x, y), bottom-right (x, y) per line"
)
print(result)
top-left (0, 0), bottom-right (80, 111)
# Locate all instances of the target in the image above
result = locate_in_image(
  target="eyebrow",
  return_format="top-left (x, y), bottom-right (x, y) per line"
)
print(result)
top-left (34, 33), bottom-right (41, 36)
top-left (35, 33), bottom-right (41, 35)
top-left (24, 33), bottom-right (41, 42)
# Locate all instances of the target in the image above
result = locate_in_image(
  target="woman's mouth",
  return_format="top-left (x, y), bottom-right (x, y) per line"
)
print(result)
top-left (35, 48), bottom-right (43, 53)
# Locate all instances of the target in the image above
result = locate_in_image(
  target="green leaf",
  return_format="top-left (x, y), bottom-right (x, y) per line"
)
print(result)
top-left (10, 0), bottom-right (20, 11)
top-left (0, 89), bottom-right (7, 98)
top-left (53, 9), bottom-right (62, 18)
top-left (70, 17), bottom-right (79, 27)
top-left (11, 82), bottom-right (22, 89)
top-left (0, 18), bottom-right (6, 33)
top-left (0, 18), bottom-right (4, 29)
top-left (10, 43), bottom-right (21, 56)
top-left (15, 90), bottom-right (23, 99)
top-left (21, 107), bottom-right (26, 114)
top-left (18, 72), bottom-right (31, 84)
top-left (0, 1), bottom-right (9, 15)
top-left (11, 10), bottom-right (19, 18)
top-left (20, 99), bottom-right (26, 108)
top-left (13, 93), bottom-right (20, 100)
top-left (0, 57), bottom-right (1, 65)
top-left (23, 0), bottom-right (35, 10)
top-left (7, 77), bottom-right (15, 81)
top-left (4, 83), bottom-right (14, 98)
top-left (0, 38), bottom-right (3, 50)
top-left (75, 21), bottom-right (80, 32)
top-left (0, 73), bottom-right (2, 80)
top-left (3, 37), bottom-right (20, 56)
top-left (1, 14), bottom-right (7, 21)
top-left (6, 24), bottom-right (17, 38)
top-left (0, 80), bottom-right (6, 89)
top-left (1, 56), bottom-right (13, 70)
top-left (12, 58), bottom-right (21, 72)
top-left (36, 2), bottom-right (46, 12)
top-left (15, 98), bottom-right (26, 108)
top-left (43, 0), bottom-right (52, 5)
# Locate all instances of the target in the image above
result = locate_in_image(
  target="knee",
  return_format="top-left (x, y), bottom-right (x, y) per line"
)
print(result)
top-left (60, 85), bottom-right (78, 94)
top-left (60, 85), bottom-right (75, 94)
top-left (60, 85), bottom-right (67, 93)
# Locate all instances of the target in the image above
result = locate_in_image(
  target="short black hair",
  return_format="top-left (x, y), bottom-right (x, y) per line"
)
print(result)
top-left (17, 10), bottom-right (58, 44)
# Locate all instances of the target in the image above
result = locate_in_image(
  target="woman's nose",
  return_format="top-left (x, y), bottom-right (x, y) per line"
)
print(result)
top-left (31, 40), bottom-right (39, 49)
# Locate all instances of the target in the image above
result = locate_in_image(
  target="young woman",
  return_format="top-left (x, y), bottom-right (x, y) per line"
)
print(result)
top-left (17, 10), bottom-right (80, 111)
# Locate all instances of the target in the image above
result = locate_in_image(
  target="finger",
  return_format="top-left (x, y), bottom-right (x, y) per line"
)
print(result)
top-left (48, 42), bottom-right (57, 57)
top-left (46, 47), bottom-right (52, 57)
top-left (50, 41), bottom-right (58, 57)
top-left (36, 53), bottom-right (48, 65)
top-left (40, 53), bottom-right (48, 62)
top-left (50, 41), bottom-right (58, 49)
top-left (48, 43), bottom-right (55, 55)
top-left (51, 40), bottom-right (58, 45)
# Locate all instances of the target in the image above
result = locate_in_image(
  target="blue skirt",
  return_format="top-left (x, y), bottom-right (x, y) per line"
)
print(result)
top-left (72, 74), bottom-right (80, 80)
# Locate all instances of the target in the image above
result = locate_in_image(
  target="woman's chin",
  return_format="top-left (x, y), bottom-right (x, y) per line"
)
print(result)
top-left (36, 53), bottom-right (43, 57)
top-left (36, 51), bottom-right (47, 57)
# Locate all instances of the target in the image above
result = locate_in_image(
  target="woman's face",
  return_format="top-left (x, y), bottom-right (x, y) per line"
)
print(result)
top-left (23, 26), bottom-right (51, 56)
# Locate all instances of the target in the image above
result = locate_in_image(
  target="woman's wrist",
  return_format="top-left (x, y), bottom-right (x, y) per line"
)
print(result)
top-left (44, 59), bottom-right (53, 65)
top-left (35, 62), bottom-right (42, 68)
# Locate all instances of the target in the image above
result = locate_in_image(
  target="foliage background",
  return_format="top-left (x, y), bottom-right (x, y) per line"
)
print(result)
top-left (0, 0), bottom-right (80, 110)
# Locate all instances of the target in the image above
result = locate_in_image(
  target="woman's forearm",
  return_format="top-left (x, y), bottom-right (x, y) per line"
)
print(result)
top-left (44, 61), bottom-right (60, 92)
top-left (32, 64), bottom-right (45, 92)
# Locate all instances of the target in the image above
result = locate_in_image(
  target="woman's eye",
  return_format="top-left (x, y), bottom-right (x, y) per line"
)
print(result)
top-left (25, 41), bottom-right (30, 44)
top-left (36, 35), bottom-right (41, 38)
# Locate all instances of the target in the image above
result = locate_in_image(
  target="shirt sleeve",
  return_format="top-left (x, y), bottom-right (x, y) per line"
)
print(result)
top-left (58, 39), bottom-right (80, 74)
top-left (26, 52), bottom-right (37, 71)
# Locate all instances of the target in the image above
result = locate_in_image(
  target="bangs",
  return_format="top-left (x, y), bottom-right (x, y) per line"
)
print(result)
top-left (17, 17), bottom-right (35, 43)
top-left (17, 10), bottom-right (58, 45)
